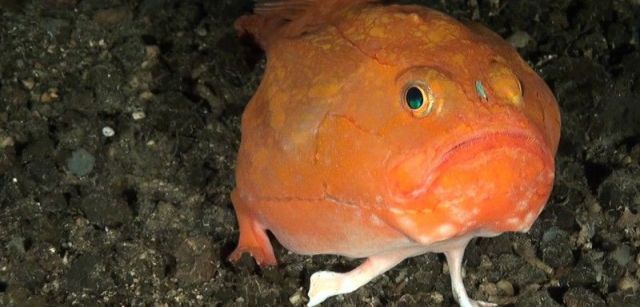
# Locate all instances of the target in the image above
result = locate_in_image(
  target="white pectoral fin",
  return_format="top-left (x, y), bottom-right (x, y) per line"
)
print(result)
top-left (444, 241), bottom-right (497, 307)
top-left (306, 236), bottom-right (498, 307)
top-left (307, 247), bottom-right (424, 306)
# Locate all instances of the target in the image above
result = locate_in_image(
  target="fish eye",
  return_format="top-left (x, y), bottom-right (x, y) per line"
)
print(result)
top-left (403, 84), bottom-right (434, 117)
top-left (405, 86), bottom-right (424, 110)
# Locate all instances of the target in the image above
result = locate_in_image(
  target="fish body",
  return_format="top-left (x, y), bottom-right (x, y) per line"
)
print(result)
top-left (229, 1), bottom-right (561, 306)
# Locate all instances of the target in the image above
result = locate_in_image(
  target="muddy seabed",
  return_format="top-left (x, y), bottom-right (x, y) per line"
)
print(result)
top-left (1, 0), bottom-right (640, 306)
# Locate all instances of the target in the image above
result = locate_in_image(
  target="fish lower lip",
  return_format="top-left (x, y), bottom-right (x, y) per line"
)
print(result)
top-left (389, 129), bottom-right (553, 201)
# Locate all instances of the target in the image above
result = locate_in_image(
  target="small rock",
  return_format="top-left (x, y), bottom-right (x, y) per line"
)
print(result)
top-left (563, 287), bottom-right (606, 307)
top-left (478, 281), bottom-right (498, 298)
top-left (496, 279), bottom-right (514, 296)
top-left (132, 111), bottom-right (146, 120)
top-left (64, 253), bottom-right (111, 292)
top-left (4, 285), bottom-right (31, 306)
top-left (394, 268), bottom-right (407, 283)
top-left (565, 252), bottom-right (602, 287)
top-left (610, 245), bottom-right (633, 267)
top-left (21, 78), bottom-right (35, 90)
top-left (80, 193), bottom-right (132, 227)
top-left (67, 148), bottom-right (95, 176)
top-left (428, 292), bottom-right (444, 304)
top-left (607, 290), bottom-right (640, 307)
top-left (617, 207), bottom-right (639, 228)
top-left (27, 159), bottom-right (59, 186)
top-left (541, 227), bottom-right (573, 268)
top-left (102, 126), bottom-right (115, 137)
top-left (1, 135), bottom-right (14, 148)
top-left (6, 236), bottom-right (26, 255)
top-left (507, 30), bottom-right (532, 49)
top-left (145, 45), bottom-right (160, 59)
top-left (618, 276), bottom-right (639, 292)
top-left (40, 87), bottom-right (59, 103)
top-left (289, 288), bottom-right (304, 305)
top-left (139, 91), bottom-right (154, 101)
top-left (518, 289), bottom-right (562, 307)
top-left (195, 83), bottom-right (224, 117)
top-left (174, 236), bottom-right (216, 285)
top-left (262, 265), bottom-right (284, 284)
top-left (195, 26), bottom-right (207, 37)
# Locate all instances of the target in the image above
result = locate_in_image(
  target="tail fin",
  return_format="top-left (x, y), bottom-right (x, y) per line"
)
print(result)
top-left (235, 0), bottom-right (375, 49)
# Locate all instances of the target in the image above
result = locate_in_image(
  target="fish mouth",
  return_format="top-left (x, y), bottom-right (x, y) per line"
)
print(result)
top-left (387, 128), bottom-right (554, 202)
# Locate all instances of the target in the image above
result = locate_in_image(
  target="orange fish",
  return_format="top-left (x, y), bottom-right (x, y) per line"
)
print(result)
top-left (229, 0), bottom-right (561, 306)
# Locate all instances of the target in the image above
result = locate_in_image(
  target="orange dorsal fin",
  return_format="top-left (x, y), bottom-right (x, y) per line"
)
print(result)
top-left (236, 0), bottom-right (375, 49)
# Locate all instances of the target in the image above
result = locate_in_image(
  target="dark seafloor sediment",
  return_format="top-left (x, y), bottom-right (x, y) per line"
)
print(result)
top-left (1, 0), bottom-right (640, 306)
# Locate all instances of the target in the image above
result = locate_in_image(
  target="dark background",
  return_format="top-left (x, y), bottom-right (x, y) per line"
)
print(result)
top-left (1, 0), bottom-right (639, 306)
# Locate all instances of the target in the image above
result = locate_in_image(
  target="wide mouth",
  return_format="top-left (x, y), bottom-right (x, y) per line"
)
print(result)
top-left (387, 129), bottom-right (554, 202)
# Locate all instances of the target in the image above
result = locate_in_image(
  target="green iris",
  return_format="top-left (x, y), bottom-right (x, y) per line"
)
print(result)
top-left (405, 86), bottom-right (424, 110)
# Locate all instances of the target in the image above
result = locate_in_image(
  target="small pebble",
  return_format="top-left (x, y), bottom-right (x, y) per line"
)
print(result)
top-left (1, 135), bottom-right (15, 148)
top-left (21, 78), bottom-right (35, 90)
top-left (429, 292), bottom-right (444, 304)
top-left (102, 126), bottom-right (115, 137)
top-left (497, 279), bottom-right (515, 296)
top-left (139, 91), bottom-right (154, 101)
top-left (67, 148), bottom-right (95, 176)
top-left (40, 87), bottom-right (59, 103)
top-left (145, 45), bottom-right (160, 59)
top-left (589, 202), bottom-right (602, 213)
top-left (563, 287), bottom-right (606, 307)
top-left (479, 281), bottom-right (498, 297)
top-left (289, 288), bottom-right (304, 305)
top-left (195, 27), bottom-right (207, 37)
top-left (618, 276), bottom-right (639, 292)
top-left (7, 236), bottom-right (26, 255)
top-left (507, 30), bottom-right (532, 49)
top-left (394, 268), bottom-right (407, 283)
top-left (132, 111), bottom-right (146, 120)
top-left (610, 245), bottom-right (633, 267)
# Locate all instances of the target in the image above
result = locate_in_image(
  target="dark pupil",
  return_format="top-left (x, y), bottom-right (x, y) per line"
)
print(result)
top-left (406, 87), bottom-right (424, 110)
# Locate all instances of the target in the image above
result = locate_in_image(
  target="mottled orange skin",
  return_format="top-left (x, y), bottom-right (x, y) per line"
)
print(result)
top-left (230, 1), bottom-right (560, 267)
